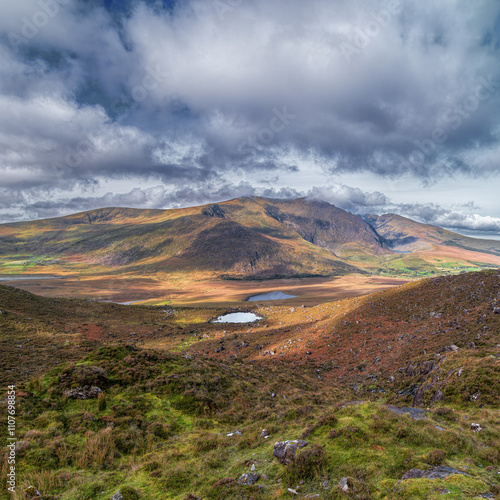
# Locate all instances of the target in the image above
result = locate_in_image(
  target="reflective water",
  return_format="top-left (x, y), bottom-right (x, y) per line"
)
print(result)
top-left (247, 291), bottom-right (297, 301)
top-left (213, 312), bottom-right (262, 323)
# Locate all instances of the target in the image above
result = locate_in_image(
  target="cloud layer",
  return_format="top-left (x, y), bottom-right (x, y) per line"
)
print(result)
top-left (0, 0), bottom-right (499, 234)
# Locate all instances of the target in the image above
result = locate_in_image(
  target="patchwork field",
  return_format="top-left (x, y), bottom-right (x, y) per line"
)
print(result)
top-left (0, 273), bottom-right (408, 306)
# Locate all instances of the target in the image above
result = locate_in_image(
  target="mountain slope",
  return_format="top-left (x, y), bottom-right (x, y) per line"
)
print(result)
top-left (366, 213), bottom-right (500, 256)
top-left (0, 198), bottom-right (499, 287)
top-left (0, 200), bottom-right (359, 279)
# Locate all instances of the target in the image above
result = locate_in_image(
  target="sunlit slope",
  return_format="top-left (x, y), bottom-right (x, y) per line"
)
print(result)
top-left (367, 213), bottom-right (500, 255)
top-left (363, 213), bottom-right (500, 274)
top-left (0, 200), bottom-right (359, 278)
top-left (0, 198), bottom-right (499, 280)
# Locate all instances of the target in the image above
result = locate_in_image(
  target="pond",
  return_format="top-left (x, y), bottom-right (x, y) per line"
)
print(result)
top-left (212, 312), bottom-right (263, 324)
top-left (247, 291), bottom-right (297, 301)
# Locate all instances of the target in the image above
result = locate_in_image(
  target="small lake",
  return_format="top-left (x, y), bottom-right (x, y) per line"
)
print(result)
top-left (247, 291), bottom-right (297, 301)
top-left (213, 312), bottom-right (262, 324)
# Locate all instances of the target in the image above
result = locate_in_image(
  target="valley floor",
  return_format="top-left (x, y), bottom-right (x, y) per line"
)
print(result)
top-left (0, 273), bottom-right (408, 306)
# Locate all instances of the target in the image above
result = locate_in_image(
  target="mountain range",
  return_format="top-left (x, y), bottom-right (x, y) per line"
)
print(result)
top-left (0, 197), bottom-right (499, 283)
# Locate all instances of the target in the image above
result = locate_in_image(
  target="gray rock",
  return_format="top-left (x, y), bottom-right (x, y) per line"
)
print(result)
top-left (65, 386), bottom-right (102, 400)
top-left (439, 344), bottom-right (459, 353)
top-left (471, 391), bottom-right (481, 402)
top-left (440, 489), bottom-right (450, 494)
top-left (287, 488), bottom-right (298, 495)
top-left (111, 492), bottom-right (123, 500)
top-left (470, 423), bottom-right (482, 432)
top-left (322, 479), bottom-right (330, 489)
top-left (260, 429), bottom-right (269, 438)
top-left (25, 486), bottom-right (41, 497)
top-left (385, 405), bottom-right (427, 420)
top-left (340, 400), bottom-right (365, 409)
top-left (250, 464), bottom-right (256, 471)
top-left (238, 473), bottom-right (260, 485)
top-left (401, 466), bottom-right (469, 481)
top-left (273, 440), bottom-right (309, 465)
top-left (338, 477), bottom-right (349, 492)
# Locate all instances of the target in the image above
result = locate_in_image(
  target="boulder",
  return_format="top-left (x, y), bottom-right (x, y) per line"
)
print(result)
top-left (25, 486), bottom-right (41, 497)
top-left (401, 466), bottom-right (469, 481)
top-left (439, 344), bottom-right (459, 353)
top-left (273, 440), bottom-right (309, 465)
top-left (237, 473), bottom-right (260, 485)
top-left (470, 423), bottom-right (482, 432)
top-left (64, 386), bottom-right (102, 400)
top-left (111, 492), bottom-right (123, 500)
top-left (338, 477), bottom-right (349, 492)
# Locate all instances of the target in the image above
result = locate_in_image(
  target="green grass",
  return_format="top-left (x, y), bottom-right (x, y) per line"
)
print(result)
top-left (5, 345), bottom-right (500, 500)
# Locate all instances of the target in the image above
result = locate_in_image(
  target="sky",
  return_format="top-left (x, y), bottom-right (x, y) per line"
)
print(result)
top-left (0, 0), bottom-right (499, 238)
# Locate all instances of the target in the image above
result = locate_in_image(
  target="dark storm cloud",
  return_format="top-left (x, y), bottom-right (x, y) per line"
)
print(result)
top-left (0, 0), bottom-right (499, 223)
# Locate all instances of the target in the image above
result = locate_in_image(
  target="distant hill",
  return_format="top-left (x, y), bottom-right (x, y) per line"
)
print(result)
top-left (365, 213), bottom-right (500, 256)
top-left (0, 197), bottom-right (499, 280)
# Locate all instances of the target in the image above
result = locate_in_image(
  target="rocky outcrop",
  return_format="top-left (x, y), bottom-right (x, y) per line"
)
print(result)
top-left (237, 473), bottom-right (260, 485)
top-left (338, 477), bottom-right (349, 492)
top-left (25, 486), bottom-right (41, 497)
top-left (401, 465), bottom-right (469, 481)
top-left (273, 439), bottom-right (309, 465)
top-left (202, 204), bottom-right (226, 218)
top-left (65, 386), bottom-right (102, 399)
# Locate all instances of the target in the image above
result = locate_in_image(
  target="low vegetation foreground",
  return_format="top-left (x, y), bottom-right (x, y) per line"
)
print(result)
top-left (1, 269), bottom-right (499, 499)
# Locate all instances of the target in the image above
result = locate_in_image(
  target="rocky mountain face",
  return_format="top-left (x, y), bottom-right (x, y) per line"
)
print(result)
top-left (254, 198), bottom-right (389, 256)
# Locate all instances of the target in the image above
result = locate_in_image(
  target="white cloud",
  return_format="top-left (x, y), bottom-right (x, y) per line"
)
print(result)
top-left (0, 0), bottom-right (499, 234)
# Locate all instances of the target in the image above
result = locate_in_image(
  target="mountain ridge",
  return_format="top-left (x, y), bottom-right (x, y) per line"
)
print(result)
top-left (0, 198), bottom-right (499, 288)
